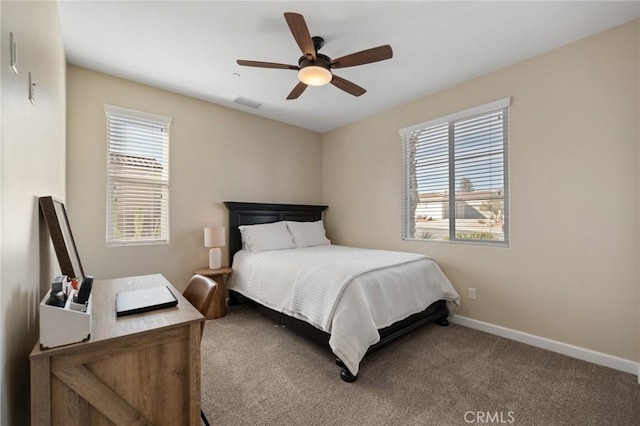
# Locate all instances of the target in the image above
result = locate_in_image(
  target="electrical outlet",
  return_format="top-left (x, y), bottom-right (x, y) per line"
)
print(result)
top-left (468, 288), bottom-right (476, 300)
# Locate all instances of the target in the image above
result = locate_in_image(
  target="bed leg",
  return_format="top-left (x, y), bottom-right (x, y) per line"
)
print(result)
top-left (435, 316), bottom-right (449, 326)
top-left (341, 368), bottom-right (357, 382)
top-left (227, 291), bottom-right (241, 306)
top-left (336, 358), bottom-right (357, 382)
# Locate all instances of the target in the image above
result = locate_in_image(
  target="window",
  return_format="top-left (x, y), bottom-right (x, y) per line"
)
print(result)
top-left (105, 105), bottom-right (171, 245)
top-left (401, 98), bottom-right (510, 245)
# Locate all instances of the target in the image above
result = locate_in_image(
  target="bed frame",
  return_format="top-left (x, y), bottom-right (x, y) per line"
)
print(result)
top-left (224, 201), bottom-right (450, 382)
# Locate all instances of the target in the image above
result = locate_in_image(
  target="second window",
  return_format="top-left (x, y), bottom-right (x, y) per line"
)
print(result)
top-left (401, 98), bottom-right (510, 245)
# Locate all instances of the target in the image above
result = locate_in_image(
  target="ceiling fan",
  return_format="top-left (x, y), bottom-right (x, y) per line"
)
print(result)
top-left (237, 12), bottom-right (393, 100)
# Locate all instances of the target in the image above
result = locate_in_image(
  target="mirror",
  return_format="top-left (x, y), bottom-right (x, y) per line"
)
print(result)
top-left (39, 196), bottom-right (85, 281)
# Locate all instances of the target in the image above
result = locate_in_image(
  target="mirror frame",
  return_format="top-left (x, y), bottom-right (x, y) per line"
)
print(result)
top-left (39, 196), bottom-right (85, 280)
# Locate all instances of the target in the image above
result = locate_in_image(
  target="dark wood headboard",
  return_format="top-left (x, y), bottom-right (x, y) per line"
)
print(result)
top-left (224, 201), bottom-right (328, 264)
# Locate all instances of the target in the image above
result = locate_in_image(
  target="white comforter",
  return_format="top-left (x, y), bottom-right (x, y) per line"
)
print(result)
top-left (228, 245), bottom-right (460, 375)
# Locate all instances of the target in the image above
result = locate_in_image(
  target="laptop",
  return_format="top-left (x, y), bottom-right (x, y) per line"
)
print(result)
top-left (116, 285), bottom-right (178, 317)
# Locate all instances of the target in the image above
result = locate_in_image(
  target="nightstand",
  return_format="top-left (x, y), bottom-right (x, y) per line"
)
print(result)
top-left (193, 266), bottom-right (233, 319)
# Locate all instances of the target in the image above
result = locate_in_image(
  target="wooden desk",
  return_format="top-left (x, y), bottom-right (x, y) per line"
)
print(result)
top-left (193, 267), bottom-right (232, 319)
top-left (30, 274), bottom-right (204, 425)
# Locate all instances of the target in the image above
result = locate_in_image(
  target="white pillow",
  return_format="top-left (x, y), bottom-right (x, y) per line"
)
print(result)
top-left (238, 221), bottom-right (295, 252)
top-left (286, 220), bottom-right (331, 248)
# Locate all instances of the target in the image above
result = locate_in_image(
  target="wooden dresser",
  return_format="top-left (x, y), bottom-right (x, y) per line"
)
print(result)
top-left (30, 274), bottom-right (204, 425)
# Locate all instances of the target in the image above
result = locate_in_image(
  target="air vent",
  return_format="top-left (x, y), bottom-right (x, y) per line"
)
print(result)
top-left (233, 96), bottom-right (263, 110)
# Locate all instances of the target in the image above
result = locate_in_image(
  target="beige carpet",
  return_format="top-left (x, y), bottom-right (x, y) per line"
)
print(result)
top-left (200, 305), bottom-right (639, 426)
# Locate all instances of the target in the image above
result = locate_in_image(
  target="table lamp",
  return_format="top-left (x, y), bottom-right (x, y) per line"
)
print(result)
top-left (204, 226), bottom-right (225, 269)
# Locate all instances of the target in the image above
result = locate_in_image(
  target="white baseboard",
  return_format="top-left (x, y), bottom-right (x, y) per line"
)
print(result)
top-left (450, 315), bottom-right (640, 383)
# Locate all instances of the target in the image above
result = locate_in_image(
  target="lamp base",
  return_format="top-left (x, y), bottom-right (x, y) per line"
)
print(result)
top-left (209, 247), bottom-right (222, 270)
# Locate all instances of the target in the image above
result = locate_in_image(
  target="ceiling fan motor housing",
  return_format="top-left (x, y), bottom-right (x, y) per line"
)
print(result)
top-left (298, 53), bottom-right (331, 71)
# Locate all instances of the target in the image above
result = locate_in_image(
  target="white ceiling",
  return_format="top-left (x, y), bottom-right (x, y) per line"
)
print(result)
top-left (57, 1), bottom-right (639, 133)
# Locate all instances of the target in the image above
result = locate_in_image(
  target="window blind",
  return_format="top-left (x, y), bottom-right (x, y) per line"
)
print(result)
top-left (105, 105), bottom-right (171, 245)
top-left (401, 98), bottom-right (509, 245)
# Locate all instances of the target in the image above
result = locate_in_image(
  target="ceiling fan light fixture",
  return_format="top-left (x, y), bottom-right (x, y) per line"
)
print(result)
top-left (298, 65), bottom-right (332, 86)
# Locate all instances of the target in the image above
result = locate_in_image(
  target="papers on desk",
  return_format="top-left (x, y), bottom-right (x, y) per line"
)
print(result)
top-left (116, 285), bottom-right (178, 317)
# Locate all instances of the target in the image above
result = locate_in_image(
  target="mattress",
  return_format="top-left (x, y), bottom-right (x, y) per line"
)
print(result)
top-left (228, 245), bottom-right (460, 375)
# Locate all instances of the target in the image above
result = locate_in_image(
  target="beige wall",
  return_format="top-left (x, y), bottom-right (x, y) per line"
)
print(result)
top-left (323, 21), bottom-right (640, 362)
top-left (66, 65), bottom-right (323, 288)
top-left (1, 1), bottom-right (67, 424)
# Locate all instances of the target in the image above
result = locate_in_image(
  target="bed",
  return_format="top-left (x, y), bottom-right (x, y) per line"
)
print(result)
top-left (224, 201), bottom-right (460, 382)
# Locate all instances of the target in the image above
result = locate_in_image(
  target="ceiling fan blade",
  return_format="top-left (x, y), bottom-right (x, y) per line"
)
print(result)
top-left (330, 75), bottom-right (366, 97)
top-left (287, 81), bottom-right (308, 100)
top-left (237, 60), bottom-right (299, 70)
top-left (284, 12), bottom-right (316, 61)
top-left (331, 45), bottom-right (393, 69)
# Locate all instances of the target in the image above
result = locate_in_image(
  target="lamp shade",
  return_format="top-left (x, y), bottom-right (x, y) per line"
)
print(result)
top-left (204, 226), bottom-right (225, 248)
top-left (298, 66), bottom-right (332, 86)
